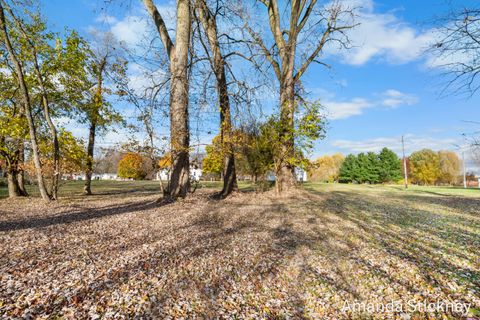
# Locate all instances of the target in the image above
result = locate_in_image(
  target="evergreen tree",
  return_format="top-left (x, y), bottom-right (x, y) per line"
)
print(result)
top-left (378, 148), bottom-right (402, 183)
top-left (355, 153), bottom-right (370, 183)
top-left (366, 151), bottom-right (380, 183)
top-left (339, 154), bottom-right (357, 183)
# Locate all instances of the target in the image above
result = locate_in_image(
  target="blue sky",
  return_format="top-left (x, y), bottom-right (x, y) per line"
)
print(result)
top-left (42, 0), bottom-right (480, 171)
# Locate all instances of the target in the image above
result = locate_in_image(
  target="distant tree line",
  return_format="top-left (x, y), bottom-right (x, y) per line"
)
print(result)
top-left (309, 148), bottom-right (465, 186)
top-left (338, 148), bottom-right (402, 184)
top-left (408, 149), bottom-right (462, 185)
top-left (308, 153), bottom-right (344, 183)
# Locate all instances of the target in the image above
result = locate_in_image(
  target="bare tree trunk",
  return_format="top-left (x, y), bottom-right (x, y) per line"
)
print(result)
top-left (9, 2), bottom-right (57, 198)
top-left (0, 3), bottom-right (50, 200)
top-left (166, 0), bottom-right (191, 199)
top-left (83, 122), bottom-right (96, 195)
top-left (7, 170), bottom-right (20, 198)
top-left (168, 73), bottom-right (190, 198)
top-left (196, 0), bottom-right (238, 198)
top-left (41, 95), bottom-right (60, 199)
top-left (243, 0), bottom-right (353, 194)
top-left (158, 174), bottom-right (165, 195)
top-left (17, 139), bottom-right (27, 196)
top-left (2, 141), bottom-right (21, 198)
top-left (218, 74), bottom-right (238, 197)
top-left (144, 0), bottom-right (191, 199)
top-left (83, 59), bottom-right (105, 196)
top-left (276, 74), bottom-right (297, 193)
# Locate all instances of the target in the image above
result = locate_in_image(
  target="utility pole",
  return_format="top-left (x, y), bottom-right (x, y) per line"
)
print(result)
top-left (402, 135), bottom-right (408, 189)
top-left (462, 151), bottom-right (467, 189)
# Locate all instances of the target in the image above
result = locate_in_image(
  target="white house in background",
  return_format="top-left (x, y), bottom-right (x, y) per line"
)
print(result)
top-left (155, 169), bottom-right (169, 181)
top-left (98, 173), bottom-right (118, 180)
top-left (190, 168), bottom-right (202, 181)
top-left (155, 167), bottom-right (203, 182)
top-left (295, 167), bottom-right (308, 182)
top-left (65, 173), bottom-right (86, 180)
top-left (62, 173), bottom-right (119, 181)
top-left (266, 168), bottom-right (308, 182)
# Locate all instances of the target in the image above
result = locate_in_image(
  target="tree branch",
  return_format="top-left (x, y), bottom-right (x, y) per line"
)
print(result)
top-left (143, 0), bottom-right (175, 61)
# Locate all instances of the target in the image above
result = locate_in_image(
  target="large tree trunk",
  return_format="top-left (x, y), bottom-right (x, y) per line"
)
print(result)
top-left (83, 122), bottom-right (96, 195)
top-left (41, 95), bottom-right (60, 199)
top-left (83, 60), bottom-right (105, 196)
top-left (0, 4), bottom-right (50, 200)
top-left (144, 0), bottom-right (191, 199)
top-left (17, 139), bottom-right (28, 196)
top-left (166, 0), bottom-right (191, 199)
top-left (35, 63), bottom-right (59, 199)
top-left (6, 144), bottom-right (21, 198)
top-left (7, 170), bottom-right (20, 198)
top-left (196, 0), bottom-right (238, 198)
top-left (218, 71), bottom-right (238, 197)
top-left (275, 74), bottom-right (297, 193)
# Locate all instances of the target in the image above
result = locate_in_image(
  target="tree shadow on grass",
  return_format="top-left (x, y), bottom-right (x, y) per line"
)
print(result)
top-left (0, 200), bottom-right (163, 232)
top-left (1, 188), bottom-right (479, 318)
top-left (0, 199), bottom-right (318, 317)
top-left (306, 189), bottom-right (480, 299)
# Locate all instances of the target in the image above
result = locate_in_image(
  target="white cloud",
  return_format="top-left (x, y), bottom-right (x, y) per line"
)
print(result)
top-left (331, 0), bottom-right (435, 65)
top-left (107, 2), bottom-right (176, 48)
top-left (110, 15), bottom-right (149, 47)
top-left (331, 134), bottom-right (458, 154)
top-left (324, 98), bottom-right (374, 120)
top-left (322, 89), bottom-right (418, 120)
top-left (54, 115), bottom-right (152, 150)
top-left (53, 117), bottom-right (89, 140)
top-left (380, 89), bottom-right (418, 108)
top-left (95, 14), bottom-right (118, 25)
top-left (127, 63), bottom-right (168, 96)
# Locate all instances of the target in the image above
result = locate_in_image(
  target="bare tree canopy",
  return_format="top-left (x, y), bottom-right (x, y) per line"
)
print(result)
top-left (237, 0), bottom-right (357, 193)
top-left (428, 6), bottom-right (480, 96)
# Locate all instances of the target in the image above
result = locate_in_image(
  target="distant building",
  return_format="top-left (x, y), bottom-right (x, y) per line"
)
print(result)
top-left (62, 173), bottom-right (119, 181)
top-left (191, 168), bottom-right (202, 181)
top-left (155, 167), bottom-right (202, 182)
top-left (98, 173), bottom-right (118, 180)
top-left (266, 168), bottom-right (308, 182)
top-left (155, 169), bottom-right (169, 181)
top-left (295, 168), bottom-right (308, 182)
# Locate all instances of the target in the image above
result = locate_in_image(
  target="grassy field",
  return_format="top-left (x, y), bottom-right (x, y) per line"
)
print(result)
top-left (0, 179), bottom-right (258, 199)
top-left (0, 179), bottom-right (215, 199)
top-left (0, 181), bottom-right (479, 318)
top-left (2, 179), bottom-right (479, 199)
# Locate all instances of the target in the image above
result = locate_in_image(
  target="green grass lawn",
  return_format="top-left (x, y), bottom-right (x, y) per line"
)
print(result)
top-left (0, 179), bottom-right (258, 199)
top-left (304, 181), bottom-right (480, 198)
top-left (2, 179), bottom-right (479, 199)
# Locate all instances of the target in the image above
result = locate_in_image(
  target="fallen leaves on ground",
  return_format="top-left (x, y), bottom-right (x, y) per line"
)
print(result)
top-left (0, 186), bottom-right (479, 319)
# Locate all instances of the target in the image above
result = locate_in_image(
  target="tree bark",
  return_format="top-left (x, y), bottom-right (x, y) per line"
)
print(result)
top-left (8, 2), bottom-right (55, 197)
top-left (36, 67), bottom-right (60, 199)
top-left (168, 0), bottom-right (191, 199)
top-left (246, 0), bottom-right (349, 194)
top-left (196, 0), bottom-right (238, 198)
top-left (0, 3), bottom-right (50, 200)
top-left (276, 76), bottom-right (297, 193)
top-left (218, 73), bottom-right (238, 197)
top-left (83, 121), bottom-right (96, 195)
top-left (7, 170), bottom-right (20, 197)
top-left (2, 144), bottom-right (21, 198)
top-left (83, 59), bottom-right (105, 195)
top-left (17, 138), bottom-right (27, 196)
top-left (144, 0), bottom-right (191, 199)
